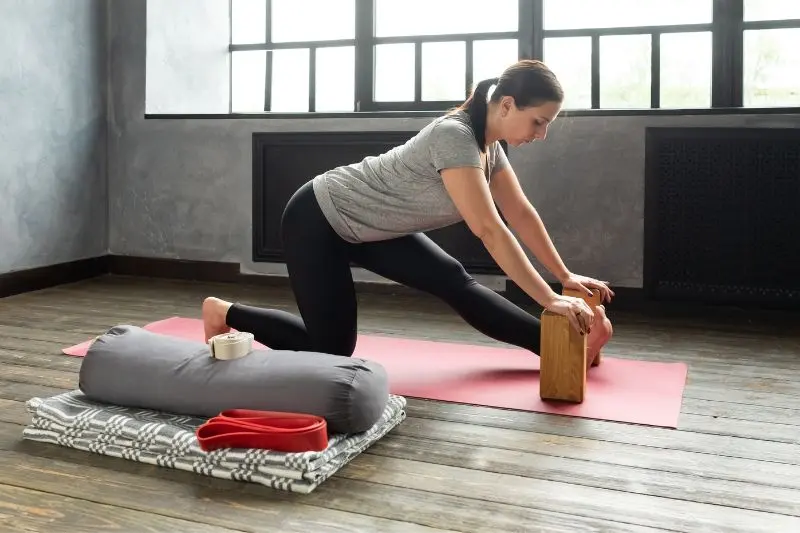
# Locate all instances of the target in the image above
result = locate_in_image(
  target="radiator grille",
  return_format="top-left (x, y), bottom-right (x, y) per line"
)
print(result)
top-left (644, 127), bottom-right (800, 307)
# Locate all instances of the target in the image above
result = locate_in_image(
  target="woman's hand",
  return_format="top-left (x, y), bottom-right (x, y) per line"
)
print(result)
top-left (544, 294), bottom-right (595, 335)
top-left (561, 273), bottom-right (615, 303)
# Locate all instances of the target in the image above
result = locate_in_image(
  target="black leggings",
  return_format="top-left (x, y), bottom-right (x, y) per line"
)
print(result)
top-left (226, 181), bottom-right (542, 356)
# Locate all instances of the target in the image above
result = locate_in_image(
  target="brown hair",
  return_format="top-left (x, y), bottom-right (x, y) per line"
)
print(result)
top-left (455, 59), bottom-right (563, 151)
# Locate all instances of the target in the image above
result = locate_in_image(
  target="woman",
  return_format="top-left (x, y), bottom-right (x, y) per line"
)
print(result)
top-left (203, 59), bottom-right (614, 360)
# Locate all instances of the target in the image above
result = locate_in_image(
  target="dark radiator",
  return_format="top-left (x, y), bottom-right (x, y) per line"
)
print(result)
top-left (252, 131), bottom-right (501, 274)
top-left (644, 127), bottom-right (800, 307)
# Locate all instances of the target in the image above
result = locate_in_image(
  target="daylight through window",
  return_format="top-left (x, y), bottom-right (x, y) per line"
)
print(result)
top-left (228, 0), bottom-right (800, 113)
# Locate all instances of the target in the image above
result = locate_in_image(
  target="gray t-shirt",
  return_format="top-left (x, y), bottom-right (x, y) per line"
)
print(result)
top-left (312, 110), bottom-right (510, 243)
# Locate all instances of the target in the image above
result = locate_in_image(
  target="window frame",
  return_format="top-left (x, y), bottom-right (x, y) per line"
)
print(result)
top-left (213, 0), bottom-right (800, 117)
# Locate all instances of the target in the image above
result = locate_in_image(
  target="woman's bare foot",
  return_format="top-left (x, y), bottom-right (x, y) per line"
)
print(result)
top-left (203, 296), bottom-right (232, 342)
top-left (586, 305), bottom-right (613, 367)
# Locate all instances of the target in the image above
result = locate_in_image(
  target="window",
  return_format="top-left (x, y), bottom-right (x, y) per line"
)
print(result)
top-left (660, 32), bottom-right (713, 108)
top-left (542, 0), bottom-right (714, 110)
top-left (372, 0), bottom-right (518, 108)
top-left (543, 0), bottom-right (713, 29)
top-left (225, 0), bottom-right (800, 115)
top-left (374, 0), bottom-right (516, 37)
top-left (742, 0), bottom-right (800, 107)
top-left (230, 0), bottom-right (356, 112)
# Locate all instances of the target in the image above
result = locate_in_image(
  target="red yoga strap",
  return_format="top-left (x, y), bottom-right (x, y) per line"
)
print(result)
top-left (195, 409), bottom-right (328, 453)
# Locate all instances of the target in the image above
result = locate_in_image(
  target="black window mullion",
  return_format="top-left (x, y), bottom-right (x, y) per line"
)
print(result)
top-left (531, 0), bottom-right (544, 60)
top-left (465, 39), bottom-right (473, 97)
top-left (713, 0), bottom-right (744, 107)
top-left (745, 18), bottom-right (800, 30)
top-left (651, 32), bottom-right (660, 108)
top-left (308, 46), bottom-right (316, 112)
top-left (371, 100), bottom-right (462, 112)
top-left (228, 0), bottom-right (233, 113)
top-left (263, 0), bottom-right (272, 112)
top-left (591, 34), bottom-right (600, 108)
top-left (414, 42), bottom-right (422, 102)
top-left (355, 0), bottom-right (374, 111)
top-left (518, 0), bottom-right (536, 59)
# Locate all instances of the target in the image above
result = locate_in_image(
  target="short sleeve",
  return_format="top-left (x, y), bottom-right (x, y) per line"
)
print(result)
top-left (428, 119), bottom-right (482, 172)
top-left (491, 142), bottom-right (510, 176)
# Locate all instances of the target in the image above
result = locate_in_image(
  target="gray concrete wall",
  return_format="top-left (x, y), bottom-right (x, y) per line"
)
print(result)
top-left (112, 0), bottom-right (800, 288)
top-left (0, 0), bottom-right (108, 275)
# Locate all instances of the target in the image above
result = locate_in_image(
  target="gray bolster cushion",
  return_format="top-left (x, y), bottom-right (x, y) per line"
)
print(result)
top-left (77, 325), bottom-right (390, 434)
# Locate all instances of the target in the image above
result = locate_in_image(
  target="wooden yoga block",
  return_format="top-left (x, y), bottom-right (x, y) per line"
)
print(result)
top-left (563, 287), bottom-right (603, 367)
top-left (539, 309), bottom-right (588, 403)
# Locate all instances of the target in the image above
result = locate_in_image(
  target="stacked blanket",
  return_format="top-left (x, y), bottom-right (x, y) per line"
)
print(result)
top-left (22, 390), bottom-right (406, 493)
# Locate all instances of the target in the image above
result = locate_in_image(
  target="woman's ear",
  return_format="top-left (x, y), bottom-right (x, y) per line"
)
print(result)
top-left (500, 96), bottom-right (514, 117)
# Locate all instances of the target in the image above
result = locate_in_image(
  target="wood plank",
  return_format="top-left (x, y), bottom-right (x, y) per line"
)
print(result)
top-left (0, 423), bottom-right (654, 533)
top-left (677, 412), bottom-right (800, 444)
top-left (0, 399), bottom-right (30, 426)
top-left (0, 379), bottom-right (65, 404)
top-left (680, 397), bottom-right (800, 426)
top-left (0, 325), bottom-right (93, 345)
top-left (680, 384), bottom-right (800, 410)
top-left (0, 483), bottom-right (239, 533)
top-left (390, 416), bottom-right (800, 491)
top-left (341, 455), bottom-right (800, 533)
top-left (0, 348), bottom-right (82, 374)
top-left (0, 364), bottom-right (77, 390)
top-left (406, 399), bottom-right (800, 465)
top-left (370, 429), bottom-right (800, 515)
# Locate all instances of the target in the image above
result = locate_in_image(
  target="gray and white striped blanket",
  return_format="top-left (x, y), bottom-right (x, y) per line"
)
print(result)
top-left (22, 390), bottom-right (406, 493)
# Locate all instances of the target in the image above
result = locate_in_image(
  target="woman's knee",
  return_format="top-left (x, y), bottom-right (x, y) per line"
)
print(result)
top-left (312, 331), bottom-right (357, 357)
top-left (433, 258), bottom-right (476, 294)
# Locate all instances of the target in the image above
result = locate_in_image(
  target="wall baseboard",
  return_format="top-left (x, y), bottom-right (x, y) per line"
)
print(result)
top-left (106, 255), bottom-right (241, 283)
top-left (0, 256), bottom-right (109, 298)
top-left (3, 255), bottom-right (796, 317)
top-left (105, 256), bottom-right (478, 298)
top-left (0, 253), bottom-right (641, 310)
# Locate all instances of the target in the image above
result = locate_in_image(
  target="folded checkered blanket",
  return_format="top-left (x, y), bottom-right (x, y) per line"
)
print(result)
top-left (22, 390), bottom-right (406, 493)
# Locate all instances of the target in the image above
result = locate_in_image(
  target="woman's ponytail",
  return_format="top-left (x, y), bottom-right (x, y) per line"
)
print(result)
top-left (459, 77), bottom-right (499, 152)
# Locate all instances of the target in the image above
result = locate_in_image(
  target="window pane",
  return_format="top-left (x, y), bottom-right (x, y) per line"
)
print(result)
top-left (375, 44), bottom-right (415, 101)
top-left (316, 47), bottom-right (354, 112)
top-left (271, 0), bottom-right (355, 43)
top-left (271, 49), bottom-right (309, 112)
top-left (422, 42), bottom-right (466, 101)
top-left (744, 29), bottom-right (800, 107)
top-left (473, 39), bottom-right (518, 85)
top-left (600, 35), bottom-right (651, 108)
top-left (231, 51), bottom-right (266, 112)
top-left (745, 0), bottom-right (800, 21)
top-left (660, 32), bottom-right (712, 108)
top-left (543, 37), bottom-right (591, 108)
top-left (232, 0), bottom-right (266, 45)
top-left (375, 0), bottom-right (517, 37)
top-left (544, 0), bottom-right (712, 30)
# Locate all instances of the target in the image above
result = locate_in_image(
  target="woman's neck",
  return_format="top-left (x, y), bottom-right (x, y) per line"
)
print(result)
top-left (484, 102), bottom-right (503, 146)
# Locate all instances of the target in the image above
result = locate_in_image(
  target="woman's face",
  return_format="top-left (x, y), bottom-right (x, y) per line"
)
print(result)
top-left (498, 96), bottom-right (561, 147)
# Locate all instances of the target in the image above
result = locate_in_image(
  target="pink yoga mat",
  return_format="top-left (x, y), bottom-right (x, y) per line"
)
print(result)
top-left (64, 317), bottom-right (687, 428)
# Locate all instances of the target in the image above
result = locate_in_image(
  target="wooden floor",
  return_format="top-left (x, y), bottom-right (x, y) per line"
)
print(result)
top-left (0, 275), bottom-right (799, 532)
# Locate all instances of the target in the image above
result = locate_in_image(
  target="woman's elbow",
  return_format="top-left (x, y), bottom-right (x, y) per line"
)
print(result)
top-left (470, 218), bottom-right (506, 246)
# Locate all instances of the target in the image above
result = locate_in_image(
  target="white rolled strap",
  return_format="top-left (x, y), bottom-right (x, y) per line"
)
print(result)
top-left (208, 332), bottom-right (254, 360)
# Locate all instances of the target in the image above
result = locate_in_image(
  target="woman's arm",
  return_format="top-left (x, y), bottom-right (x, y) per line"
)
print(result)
top-left (440, 166), bottom-right (560, 308)
top-left (489, 164), bottom-right (571, 283)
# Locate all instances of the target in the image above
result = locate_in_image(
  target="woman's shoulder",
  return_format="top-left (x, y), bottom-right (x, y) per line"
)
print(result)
top-left (431, 110), bottom-right (474, 134)
top-left (425, 110), bottom-right (478, 148)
